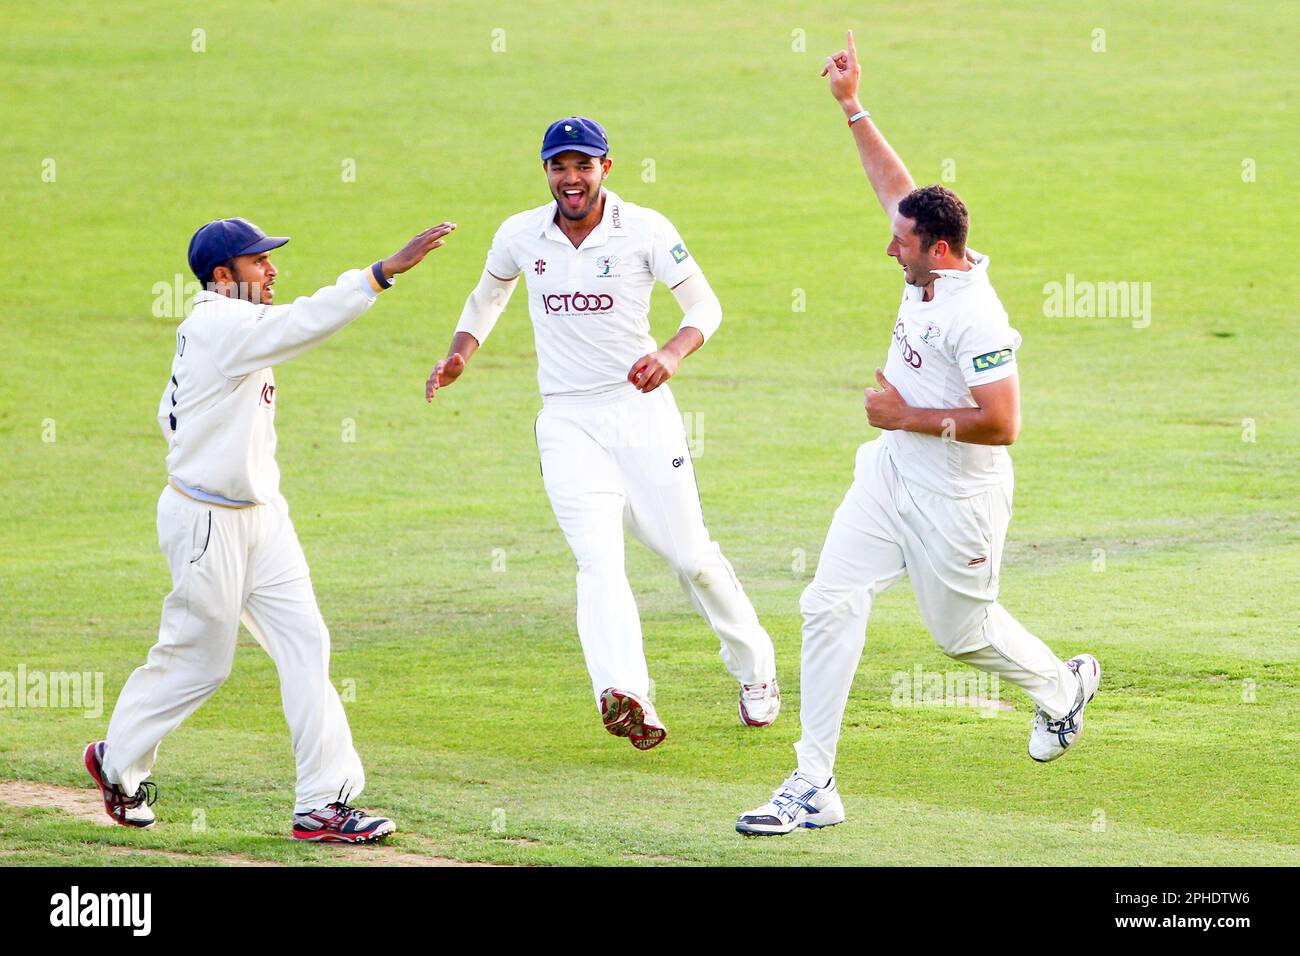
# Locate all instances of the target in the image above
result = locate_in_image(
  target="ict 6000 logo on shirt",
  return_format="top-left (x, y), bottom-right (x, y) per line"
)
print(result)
top-left (543, 292), bottom-right (616, 315)
top-left (892, 318), bottom-right (923, 369)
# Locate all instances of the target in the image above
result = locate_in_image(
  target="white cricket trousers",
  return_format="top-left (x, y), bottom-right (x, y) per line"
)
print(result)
top-left (535, 384), bottom-right (776, 704)
top-left (794, 438), bottom-right (1080, 782)
top-left (103, 485), bottom-right (364, 814)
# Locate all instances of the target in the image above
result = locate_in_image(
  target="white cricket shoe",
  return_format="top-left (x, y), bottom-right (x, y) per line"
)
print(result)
top-left (1029, 654), bottom-right (1101, 762)
top-left (736, 771), bottom-right (845, 836)
top-left (738, 680), bottom-right (781, 727)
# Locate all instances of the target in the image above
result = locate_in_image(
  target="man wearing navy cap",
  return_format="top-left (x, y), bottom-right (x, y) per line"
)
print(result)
top-left (85, 216), bottom-right (456, 841)
top-left (425, 117), bottom-right (779, 749)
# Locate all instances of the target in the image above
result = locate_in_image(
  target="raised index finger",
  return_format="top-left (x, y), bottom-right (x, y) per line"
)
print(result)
top-left (846, 29), bottom-right (857, 60)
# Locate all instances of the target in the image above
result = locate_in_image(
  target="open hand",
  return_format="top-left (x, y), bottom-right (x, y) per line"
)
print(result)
top-left (426, 352), bottom-right (466, 401)
top-left (383, 222), bottom-right (457, 279)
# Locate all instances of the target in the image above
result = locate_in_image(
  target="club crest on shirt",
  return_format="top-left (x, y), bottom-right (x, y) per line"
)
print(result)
top-left (595, 255), bottom-right (621, 278)
top-left (670, 243), bottom-right (690, 264)
top-left (920, 322), bottom-right (943, 348)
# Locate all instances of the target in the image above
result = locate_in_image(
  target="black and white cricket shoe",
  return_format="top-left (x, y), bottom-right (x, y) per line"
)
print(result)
top-left (1029, 653), bottom-right (1102, 762)
top-left (83, 741), bottom-right (157, 828)
top-left (736, 771), bottom-right (845, 836)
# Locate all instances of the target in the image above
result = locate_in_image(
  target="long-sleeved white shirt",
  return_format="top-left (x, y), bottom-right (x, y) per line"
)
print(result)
top-left (158, 269), bottom-right (379, 504)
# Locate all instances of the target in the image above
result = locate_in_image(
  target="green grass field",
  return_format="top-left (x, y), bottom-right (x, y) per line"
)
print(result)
top-left (2, 1), bottom-right (1297, 866)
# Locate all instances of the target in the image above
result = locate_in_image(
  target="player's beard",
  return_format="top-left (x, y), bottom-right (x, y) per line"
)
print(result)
top-left (555, 185), bottom-right (599, 221)
top-left (235, 274), bottom-right (273, 304)
top-left (902, 261), bottom-right (936, 287)
top-left (236, 281), bottom-right (270, 304)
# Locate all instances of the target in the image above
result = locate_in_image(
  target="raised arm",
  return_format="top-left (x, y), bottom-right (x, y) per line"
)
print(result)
top-left (217, 222), bottom-right (456, 378)
top-left (822, 30), bottom-right (916, 218)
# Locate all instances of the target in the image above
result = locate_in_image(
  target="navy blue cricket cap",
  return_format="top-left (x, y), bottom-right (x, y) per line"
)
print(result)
top-left (540, 116), bottom-right (610, 161)
top-left (187, 217), bottom-right (290, 282)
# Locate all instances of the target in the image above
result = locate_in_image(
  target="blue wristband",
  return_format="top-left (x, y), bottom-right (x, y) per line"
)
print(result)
top-left (371, 261), bottom-right (393, 290)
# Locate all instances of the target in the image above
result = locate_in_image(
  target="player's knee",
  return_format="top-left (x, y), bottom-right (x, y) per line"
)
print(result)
top-left (575, 556), bottom-right (625, 588)
top-left (190, 653), bottom-right (236, 693)
top-left (800, 580), bottom-right (852, 621)
top-left (669, 541), bottom-right (727, 588)
top-left (930, 615), bottom-right (988, 657)
top-left (672, 555), bottom-right (710, 587)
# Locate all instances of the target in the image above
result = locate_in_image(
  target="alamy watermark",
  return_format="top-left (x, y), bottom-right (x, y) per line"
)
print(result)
top-left (152, 274), bottom-right (269, 318)
top-left (1042, 274), bottom-right (1151, 329)
top-left (1, 666), bottom-right (103, 718)
top-left (890, 664), bottom-right (1004, 717)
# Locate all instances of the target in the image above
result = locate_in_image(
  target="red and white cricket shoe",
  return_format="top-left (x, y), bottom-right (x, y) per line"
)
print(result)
top-left (83, 741), bottom-right (157, 828)
top-left (599, 687), bottom-right (668, 751)
top-left (739, 680), bottom-right (781, 727)
top-left (292, 791), bottom-right (396, 843)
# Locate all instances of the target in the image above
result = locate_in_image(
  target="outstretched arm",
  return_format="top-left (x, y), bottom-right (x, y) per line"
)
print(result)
top-left (425, 269), bottom-right (518, 401)
top-left (217, 222), bottom-right (456, 379)
top-left (822, 30), bottom-right (915, 218)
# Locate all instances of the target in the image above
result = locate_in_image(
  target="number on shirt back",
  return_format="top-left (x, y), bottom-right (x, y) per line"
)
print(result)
top-left (167, 375), bottom-right (179, 431)
top-left (168, 333), bottom-right (185, 430)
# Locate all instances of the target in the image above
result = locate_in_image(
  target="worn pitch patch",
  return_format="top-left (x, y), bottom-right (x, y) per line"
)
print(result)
top-left (0, 779), bottom-right (496, 867)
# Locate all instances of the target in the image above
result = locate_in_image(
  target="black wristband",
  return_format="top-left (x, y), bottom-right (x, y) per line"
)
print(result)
top-left (371, 261), bottom-right (393, 290)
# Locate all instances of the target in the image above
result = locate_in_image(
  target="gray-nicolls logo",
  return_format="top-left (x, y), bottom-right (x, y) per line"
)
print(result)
top-left (49, 886), bottom-right (152, 936)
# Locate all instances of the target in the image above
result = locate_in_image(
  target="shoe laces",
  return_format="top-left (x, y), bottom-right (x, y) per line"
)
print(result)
top-left (1041, 709), bottom-right (1078, 735)
top-left (320, 784), bottom-right (366, 821)
top-left (109, 779), bottom-right (157, 811)
top-left (1040, 665), bottom-right (1086, 734)
top-left (131, 781), bottom-right (159, 808)
top-left (741, 682), bottom-right (773, 701)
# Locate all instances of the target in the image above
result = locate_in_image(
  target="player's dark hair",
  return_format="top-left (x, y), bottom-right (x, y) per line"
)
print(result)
top-left (201, 257), bottom-right (238, 288)
top-left (897, 185), bottom-right (968, 254)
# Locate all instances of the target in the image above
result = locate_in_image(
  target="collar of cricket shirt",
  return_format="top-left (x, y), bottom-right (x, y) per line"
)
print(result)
top-left (925, 248), bottom-right (990, 300)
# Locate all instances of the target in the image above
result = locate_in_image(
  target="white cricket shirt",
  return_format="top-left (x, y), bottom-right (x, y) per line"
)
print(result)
top-left (158, 270), bottom-right (378, 504)
top-left (880, 250), bottom-right (1022, 497)
top-left (472, 189), bottom-right (701, 397)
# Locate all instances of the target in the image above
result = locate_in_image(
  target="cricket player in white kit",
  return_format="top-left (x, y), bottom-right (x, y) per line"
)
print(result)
top-left (426, 117), bottom-right (779, 749)
top-left (85, 216), bottom-right (456, 841)
top-left (737, 35), bottom-right (1102, 835)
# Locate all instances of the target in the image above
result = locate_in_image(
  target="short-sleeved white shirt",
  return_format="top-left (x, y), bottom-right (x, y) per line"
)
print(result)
top-left (482, 189), bottom-right (701, 397)
top-left (880, 250), bottom-right (1022, 497)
